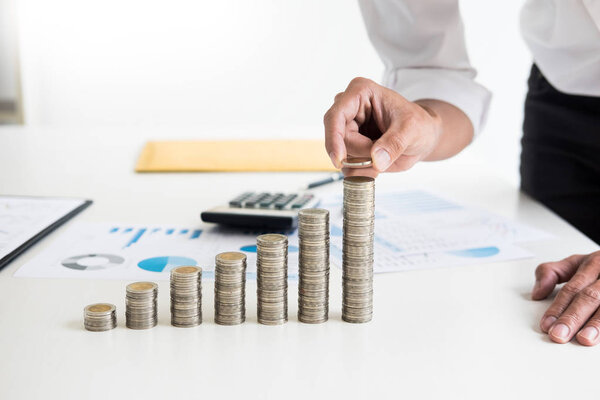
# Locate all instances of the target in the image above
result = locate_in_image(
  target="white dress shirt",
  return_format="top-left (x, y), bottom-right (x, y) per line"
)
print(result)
top-left (358, 0), bottom-right (600, 135)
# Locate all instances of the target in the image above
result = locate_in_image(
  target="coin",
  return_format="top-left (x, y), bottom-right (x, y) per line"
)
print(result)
top-left (256, 233), bottom-right (288, 325)
top-left (215, 252), bottom-right (246, 325)
top-left (297, 208), bottom-right (330, 324)
top-left (342, 157), bottom-right (373, 169)
top-left (126, 281), bottom-right (158, 329)
top-left (170, 266), bottom-right (202, 328)
top-left (84, 303), bottom-right (117, 332)
top-left (127, 282), bottom-right (157, 293)
top-left (342, 176), bottom-right (375, 324)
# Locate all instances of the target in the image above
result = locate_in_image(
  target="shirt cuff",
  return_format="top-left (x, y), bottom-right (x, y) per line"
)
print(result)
top-left (383, 68), bottom-right (492, 137)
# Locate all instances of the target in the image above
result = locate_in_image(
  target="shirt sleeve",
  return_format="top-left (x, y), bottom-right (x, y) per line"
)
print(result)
top-left (358, 0), bottom-right (492, 136)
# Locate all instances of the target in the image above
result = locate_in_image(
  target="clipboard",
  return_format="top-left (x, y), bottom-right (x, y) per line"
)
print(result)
top-left (0, 196), bottom-right (92, 271)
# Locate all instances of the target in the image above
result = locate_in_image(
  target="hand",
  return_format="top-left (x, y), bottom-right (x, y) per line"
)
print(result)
top-left (532, 251), bottom-right (600, 345)
top-left (323, 77), bottom-right (443, 177)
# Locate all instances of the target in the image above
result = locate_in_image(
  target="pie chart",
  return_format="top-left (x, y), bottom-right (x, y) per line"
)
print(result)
top-left (137, 256), bottom-right (197, 272)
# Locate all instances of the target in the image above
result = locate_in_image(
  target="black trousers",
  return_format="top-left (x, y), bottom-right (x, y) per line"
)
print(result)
top-left (521, 64), bottom-right (600, 244)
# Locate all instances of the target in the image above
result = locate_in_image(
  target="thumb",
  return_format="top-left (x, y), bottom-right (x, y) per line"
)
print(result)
top-left (371, 125), bottom-right (408, 172)
top-left (532, 255), bottom-right (585, 300)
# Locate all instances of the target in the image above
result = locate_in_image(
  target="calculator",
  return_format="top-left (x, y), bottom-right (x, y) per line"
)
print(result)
top-left (201, 192), bottom-right (321, 229)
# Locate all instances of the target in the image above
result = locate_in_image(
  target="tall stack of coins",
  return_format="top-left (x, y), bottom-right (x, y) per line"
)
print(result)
top-left (84, 303), bottom-right (117, 331)
top-left (214, 252), bottom-right (247, 325)
top-left (342, 176), bottom-right (375, 323)
top-left (125, 282), bottom-right (158, 329)
top-left (256, 234), bottom-right (288, 325)
top-left (298, 208), bottom-right (330, 324)
top-left (170, 266), bottom-right (202, 327)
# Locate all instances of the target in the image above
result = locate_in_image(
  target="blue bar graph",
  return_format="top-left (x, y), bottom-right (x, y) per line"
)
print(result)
top-left (190, 230), bottom-right (202, 239)
top-left (166, 229), bottom-right (174, 235)
top-left (125, 228), bottom-right (147, 248)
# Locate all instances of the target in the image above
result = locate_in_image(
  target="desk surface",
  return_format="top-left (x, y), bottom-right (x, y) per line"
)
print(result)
top-left (1, 126), bottom-right (598, 400)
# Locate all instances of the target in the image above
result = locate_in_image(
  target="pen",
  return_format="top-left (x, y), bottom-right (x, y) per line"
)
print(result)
top-left (305, 172), bottom-right (344, 189)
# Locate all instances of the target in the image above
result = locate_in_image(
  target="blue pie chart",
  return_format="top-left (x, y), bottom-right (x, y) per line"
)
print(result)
top-left (137, 256), bottom-right (197, 272)
top-left (447, 247), bottom-right (500, 258)
top-left (239, 245), bottom-right (298, 253)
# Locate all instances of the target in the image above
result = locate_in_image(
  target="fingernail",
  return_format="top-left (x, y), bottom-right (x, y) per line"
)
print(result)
top-left (329, 152), bottom-right (338, 168)
top-left (549, 323), bottom-right (570, 340)
top-left (541, 316), bottom-right (556, 332)
top-left (578, 326), bottom-right (599, 342)
top-left (373, 148), bottom-right (391, 171)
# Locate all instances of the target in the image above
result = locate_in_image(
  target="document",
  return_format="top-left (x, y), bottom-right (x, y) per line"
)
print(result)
top-left (15, 222), bottom-right (299, 280)
top-left (0, 196), bottom-right (91, 268)
top-left (322, 190), bottom-right (551, 273)
top-left (15, 190), bottom-right (551, 280)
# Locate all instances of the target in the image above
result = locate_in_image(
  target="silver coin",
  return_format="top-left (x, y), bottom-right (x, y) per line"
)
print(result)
top-left (342, 157), bottom-right (373, 169)
top-left (214, 252), bottom-right (247, 326)
top-left (342, 177), bottom-right (375, 324)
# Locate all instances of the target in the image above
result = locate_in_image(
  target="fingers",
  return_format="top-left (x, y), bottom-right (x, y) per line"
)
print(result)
top-left (324, 78), bottom-right (375, 168)
top-left (384, 154), bottom-right (421, 172)
top-left (324, 105), bottom-right (350, 169)
top-left (369, 104), bottom-right (424, 172)
top-left (342, 167), bottom-right (379, 178)
top-left (548, 280), bottom-right (600, 343)
top-left (344, 129), bottom-right (373, 156)
top-left (576, 307), bottom-right (600, 346)
top-left (540, 272), bottom-right (594, 333)
top-left (370, 122), bottom-right (408, 172)
top-left (532, 254), bottom-right (585, 301)
top-left (539, 253), bottom-right (600, 334)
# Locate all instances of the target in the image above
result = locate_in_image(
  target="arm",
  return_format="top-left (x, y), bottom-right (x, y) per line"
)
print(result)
top-left (324, 0), bottom-right (491, 174)
top-left (415, 99), bottom-right (474, 161)
top-left (359, 0), bottom-right (491, 138)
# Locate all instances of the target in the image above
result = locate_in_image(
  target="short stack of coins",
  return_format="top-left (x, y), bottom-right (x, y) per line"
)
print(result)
top-left (342, 176), bottom-right (375, 323)
top-left (84, 303), bottom-right (117, 331)
top-left (170, 266), bottom-right (202, 327)
top-left (125, 282), bottom-right (158, 329)
top-left (214, 252), bottom-right (247, 325)
top-left (297, 208), bottom-right (330, 323)
top-left (256, 234), bottom-right (288, 325)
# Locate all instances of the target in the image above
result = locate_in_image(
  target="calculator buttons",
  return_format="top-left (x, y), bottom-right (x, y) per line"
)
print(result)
top-left (229, 192), bottom-right (253, 208)
top-left (274, 194), bottom-right (298, 210)
top-left (244, 192), bottom-right (270, 208)
top-left (260, 193), bottom-right (284, 208)
top-left (291, 194), bottom-right (314, 209)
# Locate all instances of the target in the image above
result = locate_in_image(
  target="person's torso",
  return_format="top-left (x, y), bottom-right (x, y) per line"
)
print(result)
top-left (521, 0), bottom-right (600, 97)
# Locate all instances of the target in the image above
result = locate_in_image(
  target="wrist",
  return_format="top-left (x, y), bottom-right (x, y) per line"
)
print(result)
top-left (414, 99), bottom-right (473, 161)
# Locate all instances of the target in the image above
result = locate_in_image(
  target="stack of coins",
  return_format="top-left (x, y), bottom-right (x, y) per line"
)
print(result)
top-left (170, 266), bottom-right (202, 327)
top-left (298, 208), bottom-right (330, 324)
top-left (342, 176), bottom-right (375, 323)
top-left (125, 282), bottom-right (158, 329)
top-left (256, 234), bottom-right (288, 325)
top-left (214, 252), bottom-right (247, 325)
top-left (84, 303), bottom-right (117, 331)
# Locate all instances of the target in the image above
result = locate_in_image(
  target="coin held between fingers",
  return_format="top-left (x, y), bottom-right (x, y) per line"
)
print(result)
top-left (342, 157), bottom-right (373, 169)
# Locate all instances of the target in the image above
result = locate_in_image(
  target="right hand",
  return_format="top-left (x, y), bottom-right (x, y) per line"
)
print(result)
top-left (323, 77), bottom-right (443, 176)
top-left (533, 251), bottom-right (600, 346)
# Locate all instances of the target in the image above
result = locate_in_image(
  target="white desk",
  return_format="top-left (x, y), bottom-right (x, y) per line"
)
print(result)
top-left (1, 126), bottom-right (598, 400)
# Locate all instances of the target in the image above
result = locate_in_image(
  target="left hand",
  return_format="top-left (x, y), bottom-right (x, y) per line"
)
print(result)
top-left (532, 251), bottom-right (600, 345)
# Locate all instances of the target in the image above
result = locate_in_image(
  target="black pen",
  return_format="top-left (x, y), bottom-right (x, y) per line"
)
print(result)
top-left (305, 172), bottom-right (344, 189)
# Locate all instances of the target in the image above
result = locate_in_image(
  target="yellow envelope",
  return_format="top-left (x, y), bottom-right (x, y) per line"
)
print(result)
top-left (135, 139), bottom-right (338, 172)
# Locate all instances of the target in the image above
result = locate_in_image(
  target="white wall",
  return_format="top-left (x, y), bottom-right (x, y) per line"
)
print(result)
top-left (0, 0), bottom-right (18, 101)
top-left (17, 0), bottom-right (530, 184)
